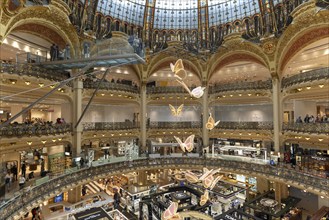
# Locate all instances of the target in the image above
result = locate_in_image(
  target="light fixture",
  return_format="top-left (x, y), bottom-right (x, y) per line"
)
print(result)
top-left (318, 138), bottom-right (323, 142)
top-left (238, 94), bottom-right (242, 97)
top-left (102, 134), bottom-right (105, 137)
top-left (25, 81), bottom-right (31, 85)
top-left (52, 139), bottom-right (56, 142)
top-left (58, 138), bottom-right (62, 141)
top-left (93, 134), bottom-right (96, 137)
top-left (10, 79), bottom-right (17, 84)
top-left (230, 94), bottom-right (233, 97)
top-left (50, 84), bottom-right (55, 88)
top-left (38, 83), bottom-right (44, 87)
top-left (222, 95), bottom-right (226, 98)
top-left (41, 140), bottom-right (47, 144)
top-left (303, 189), bottom-right (307, 192)
top-left (248, 133), bottom-right (251, 136)
top-left (287, 185), bottom-right (290, 188)
top-left (101, 93), bottom-right (105, 96)
top-left (305, 137), bottom-right (310, 140)
top-left (321, 196), bottom-right (324, 199)
top-left (110, 94), bottom-right (114, 96)
top-left (248, 93), bottom-right (252, 96)
top-left (111, 134), bottom-right (114, 136)
top-left (27, 141), bottom-right (32, 145)
top-left (319, 84), bottom-right (324, 88)
top-left (306, 86), bottom-right (311, 90)
top-left (60, 89), bottom-right (65, 93)
top-left (297, 88), bottom-right (302, 91)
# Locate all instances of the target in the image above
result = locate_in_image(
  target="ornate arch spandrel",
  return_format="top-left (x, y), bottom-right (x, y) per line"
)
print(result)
top-left (3, 5), bottom-right (81, 57)
top-left (208, 52), bottom-right (270, 81)
top-left (146, 55), bottom-right (203, 81)
top-left (207, 36), bottom-right (270, 81)
top-left (275, 4), bottom-right (329, 74)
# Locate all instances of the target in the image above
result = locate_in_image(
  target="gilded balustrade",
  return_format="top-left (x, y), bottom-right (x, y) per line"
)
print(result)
top-left (147, 86), bottom-right (187, 94)
top-left (1, 157), bottom-right (328, 220)
top-left (209, 80), bottom-right (272, 94)
top-left (148, 121), bottom-right (202, 129)
top-left (83, 80), bottom-right (139, 93)
top-left (283, 122), bottom-right (329, 134)
top-left (281, 68), bottom-right (329, 89)
top-left (0, 123), bottom-right (72, 138)
top-left (82, 122), bottom-right (139, 131)
top-left (0, 62), bottom-right (70, 82)
top-left (215, 122), bottom-right (274, 130)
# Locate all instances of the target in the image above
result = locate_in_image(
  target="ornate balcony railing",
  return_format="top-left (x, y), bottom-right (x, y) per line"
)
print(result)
top-left (281, 67), bottom-right (329, 89)
top-left (209, 80), bottom-right (272, 94)
top-left (83, 122), bottom-right (139, 131)
top-left (283, 122), bottom-right (329, 134)
top-left (148, 121), bottom-right (202, 129)
top-left (1, 156), bottom-right (328, 220)
top-left (0, 123), bottom-right (72, 138)
top-left (215, 122), bottom-right (274, 130)
top-left (146, 86), bottom-right (188, 94)
top-left (83, 80), bottom-right (139, 93)
top-left (0, 62), bottom-right (70, 82)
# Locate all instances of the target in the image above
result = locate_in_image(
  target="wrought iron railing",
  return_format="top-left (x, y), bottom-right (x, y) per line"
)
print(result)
top-left (82, 122), bottom-right (139, 131)
top-left (0, 123), bottom-right (72, 138)
top-left (0, 62), bottom-right (70, 82)
top-left (148, 121), bottom-right (202, 129)
top-left (147, 86), bottom-right (187, 94)
top-left (83, 80), bottom-right (139, 93)
top-left (209, 80), bottom-right (272, 94)
top-left (215, 122), bottom-right (274, 130)
top-left (281, 68), bottom-right (329, 88)
top-left (1, 156), bottom-right (328, 220)
top-left (283, 122), bottom-right (329, 134)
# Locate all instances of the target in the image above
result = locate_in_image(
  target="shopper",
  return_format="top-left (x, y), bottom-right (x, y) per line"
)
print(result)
top-left (11, 164), bottom-right (18, 181)
top-left (5, 172), bottom-right (11, 192)
top-left (21, 162), bottom-right (26, 178)
top-left (50, 44), bottom-right (56, 61)
top-left (19, 175), bottom-right (26, 189)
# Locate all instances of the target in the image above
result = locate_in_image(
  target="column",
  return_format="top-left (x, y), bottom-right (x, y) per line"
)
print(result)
top-left (10, 104), bottom-right (24, 123)
top-left (202, 83), bottom-right (209, 148)
top-left (272, 76), bottom-right (281, 153)
top-left (140, 82), bottom-right (147, 152)
top-left (257, 177), bottom-right (270, 194)
top-left (67, 185), bottom-right (82, 203)
top-left (274, 182), bottom-right (282, 207)
top-left (72, 78), bottom-right (83, 157)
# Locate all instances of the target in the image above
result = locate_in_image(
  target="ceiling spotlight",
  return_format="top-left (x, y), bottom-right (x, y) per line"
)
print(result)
top-left (27, 141), bottom-right (32, 145)
top-left (321, 196), bottom-right (324, 199)
top-left (239, 94), bottom-right (242, 97)
top-left (222, 95), bottom-right (226, 98)
top-left (10, 79), bottom-right (17, 84)
top-left (93, 134), bottom-right (97, 137)
top-left (25, 81), bottom-right (31, 85)
top-left (101, 93), bottom-right (105, 96)
top-left (110, 94), bottom-right (114, 96)
top-left (248, 93), bottom-right (252, 96)
top-left (41, 140), bottom-right (47, 144)
top-left (230, 94), bottom-right (233, 97)
top-left (60, 89), bottom-right (65, 93)
top-left (318, 138), bottom-right (323, 142)
top-left (319, 84), bottom-right (324, 88)
top-left (306, 86), bottom-right (311, 90)
top-left (52, 139), bottom-right (56, 142)
top-left (50, 84), bottom-right (55, 88)
top-left (39, 83), bottom-right (44, 87)
top-left (102, 134), bottom-right (105, 137)
top-left (58, 138), bottom-right (62, 141)
top-left (297, 88), bottom-right (302, 91)
top-left (305, 137), bottom-right (310, 140)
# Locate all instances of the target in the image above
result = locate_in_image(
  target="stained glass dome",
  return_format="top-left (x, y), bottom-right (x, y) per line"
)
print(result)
top-left (95, 0), bottom-right (275, 30)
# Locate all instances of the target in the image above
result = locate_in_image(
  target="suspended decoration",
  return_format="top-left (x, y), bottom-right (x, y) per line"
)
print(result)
top-left (170, 59), bottom-right (187, 81)
top-left (199, 190), bottom-right (209, 206)
top-left (161, 201), bottom-right (181, 220)
top-left (199, 168), bottom-right (223, 190)
top-left (176, 80), bottom-right (205, 99)
top-left (169, 104), bottom-right (184, 117)
top-left (205, 113), bottom-right (220, 130)
top-left (174, 134), bottom-right (195, 152)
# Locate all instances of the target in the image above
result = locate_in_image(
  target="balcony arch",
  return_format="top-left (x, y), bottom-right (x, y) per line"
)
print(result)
top-left (3, 6), bottom-right (81, 57)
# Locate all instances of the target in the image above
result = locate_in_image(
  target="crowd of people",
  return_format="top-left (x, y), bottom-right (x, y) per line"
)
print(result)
top-left (49, 44), bottom-right (70, 61)
top-left (295, 114), bottom-right (328, 123)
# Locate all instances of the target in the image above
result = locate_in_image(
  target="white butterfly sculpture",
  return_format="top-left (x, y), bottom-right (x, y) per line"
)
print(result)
top-left (176, 79), bottom-right (205, 99)
top-left (170, 59), bottom-right (187, 81)
top-left (205, 113), bottom-right (220, 130)
top-left (169, 104), bottom-right (184, 117)
top-left (174, 134), bottom-right (195, 153)
top-left (199, 168), bottom-right (223, 190)
top-left (199, 190), bottom-right (209, 206)
top-left (161, 202), bottom-right (181, 220)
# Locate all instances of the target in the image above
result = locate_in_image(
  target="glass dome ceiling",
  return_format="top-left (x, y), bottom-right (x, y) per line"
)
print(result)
top-left (96, 0), bottom-right (267, 29)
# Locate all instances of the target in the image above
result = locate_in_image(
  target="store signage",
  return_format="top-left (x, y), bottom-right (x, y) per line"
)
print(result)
top-left (74, 207), bottom-right (109, 220)
top-left (311, 156), bottom-right (327, 161)
top-left (225, 215), bottom-right (237, 220)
